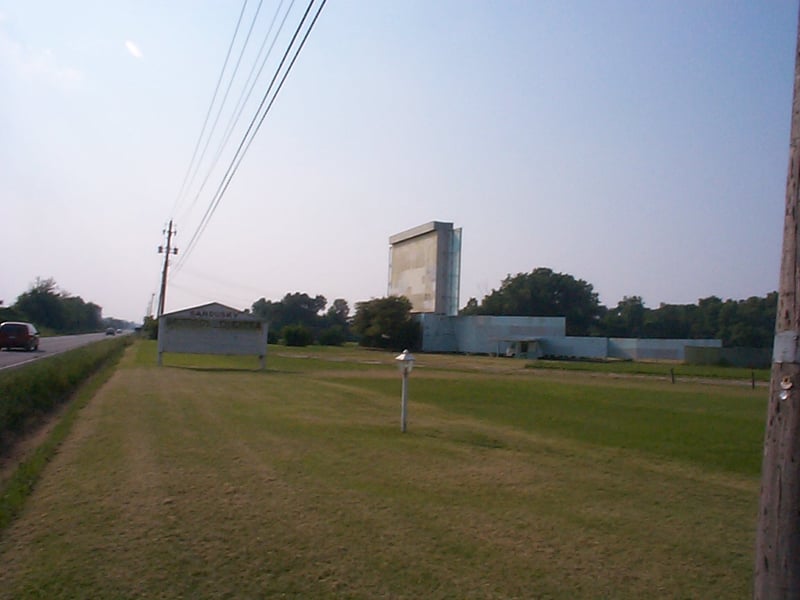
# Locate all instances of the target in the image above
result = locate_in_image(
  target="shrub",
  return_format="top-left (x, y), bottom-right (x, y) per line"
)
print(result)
top-left (141, 316), bottom-right (158, 340)
top-left (281, 324), bottom-right (313, 347)
top-left (319, 325), bottom-right (346, 346)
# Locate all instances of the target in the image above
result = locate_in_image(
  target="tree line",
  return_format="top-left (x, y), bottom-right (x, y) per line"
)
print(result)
top-left (1, 278), bottom-right (135, 334)
top-left (2, 278), bottom-right (104, 334)
top-left (248, 293), bottom-right (420, 350)
top-left (247, 267), bottom-right (774, 350)
top-left (250, 268), bottom-right (775, 351)
top-left (8, 268), bottom-right (773, 350)
top-left (251, 293), bottom-right (351, 346)
top-left (461, 268), bottom-right (776, 348)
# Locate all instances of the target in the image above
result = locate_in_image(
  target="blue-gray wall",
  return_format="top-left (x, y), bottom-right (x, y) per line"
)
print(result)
top-left (608, 338), bottom-right (721, 361)
top-left (538, 336), bottom-right (608, 359)
top-left (418, 314), bottom-right (566, 354)
top-left (418, 314), bottom-right (721, 361)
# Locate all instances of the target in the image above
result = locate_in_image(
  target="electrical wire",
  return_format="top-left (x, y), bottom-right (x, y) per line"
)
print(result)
top-left (178, 0), bottom-right (267, 221)
top-left (168, 281), bottom-right (254, 309)
top-left (180, 0), bottom-right (325, 265)
top-left (175, 0), bottom-right (327, 271)
top-left (169, 0), bottom-right (250, 219)
top-left (176, 265), bottom-right (270, 298)
top-left (176, 0), bottom-right (296, 228)
top-left (220, 0), bottom-right (295, 162)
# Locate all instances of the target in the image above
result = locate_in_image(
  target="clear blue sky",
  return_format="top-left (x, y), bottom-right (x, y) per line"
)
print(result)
top-left (0, 1), bottom-right (795, 323)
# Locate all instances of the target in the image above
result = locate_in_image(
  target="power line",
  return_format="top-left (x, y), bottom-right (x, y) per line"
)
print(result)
top-left (177, 0), bottom-right (296, 227)
top-left (168, 281), bottom-right (253, 309)
top-left (221, 0), bottom-right (296, 160)
top-left (175, 264), bottom-right (271, 297)
top-left (176, 0), bottom-right (327, 271)
top-left (170, 0), bottom-right (250, 219)
top-left (179, 0), bottom-right (267, 220)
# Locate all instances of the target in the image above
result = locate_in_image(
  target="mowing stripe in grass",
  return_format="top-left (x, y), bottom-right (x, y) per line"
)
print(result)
top-left (0, 342), bottom-right (763, 598)
top-left (317, 373), bottom-right (766, 477)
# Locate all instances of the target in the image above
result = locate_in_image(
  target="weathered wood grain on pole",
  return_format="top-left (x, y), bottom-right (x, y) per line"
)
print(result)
top-left (754, 8), bottom-right (800, 598)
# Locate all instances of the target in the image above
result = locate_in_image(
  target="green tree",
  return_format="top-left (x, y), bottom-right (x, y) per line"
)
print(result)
top-left (692, 296), bottom-right (723, 339)
top-left (325, 298), bottom-right (350, 328)
top-left (14, 277), bottom-right (66, 331)
top-left (469, 268), bottom-right (602, 335)
top-left (62, 296), bottom-right (102, 333)
top-left (319, 325), bottom-right (346, 346)
top-left (8, 277), bottom-right (115, 334)
top-left (460, 297), bottom-right (480, 316)
top-left (643, 303), bottom-right (692, 339)
top-left (352, 296), bottom-right (420, 350)
top-left (320, 299), bottom-right (351, 344)
top-left (722, 294), bottom-right (776, 348)
top-left (252, 293), bottom-right (327, 338)
top-left (281, 293), bottom-right (327, 329)
top-left (251, 297), bottom-right (277, 322)
top-left (599, 295), bottom-right (646, 338)
top-left (141, 315), bottom-right (159, 340)
top-left (281, 324), bottom-right (313, 347)
top-left (0, 306), bottom-right (25, 323)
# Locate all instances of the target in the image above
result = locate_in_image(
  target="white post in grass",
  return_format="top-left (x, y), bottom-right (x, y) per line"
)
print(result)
top-left (395, 349), bottom-right (415, 433)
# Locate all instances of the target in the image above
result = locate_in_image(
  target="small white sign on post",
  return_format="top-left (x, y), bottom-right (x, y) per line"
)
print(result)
top-left (157, 302), bottom-right (269, 369)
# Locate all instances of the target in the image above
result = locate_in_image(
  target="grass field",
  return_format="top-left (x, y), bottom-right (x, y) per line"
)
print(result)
top-left (0, 343), bottom-right (766, 598)
top-left (525, 358), bottom-right (770, 382)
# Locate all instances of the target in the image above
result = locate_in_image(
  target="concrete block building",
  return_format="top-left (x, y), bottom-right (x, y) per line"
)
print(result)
top-left (388, 221), bottom-right (462, 316)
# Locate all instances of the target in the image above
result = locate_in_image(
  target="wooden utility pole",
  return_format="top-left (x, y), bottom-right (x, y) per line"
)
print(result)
top-left (157, 220), bottom-right (178, 318)
top-left (754, 8), bottom-right (800, 598)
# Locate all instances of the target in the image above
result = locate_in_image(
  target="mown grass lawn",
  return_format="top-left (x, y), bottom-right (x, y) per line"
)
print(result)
top-left (0, 342), bottom-right (766, 598)
top-left (525, 358), bottom-right (770, 382)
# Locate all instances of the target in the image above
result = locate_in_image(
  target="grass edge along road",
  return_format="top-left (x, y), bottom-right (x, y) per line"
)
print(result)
top-left (0, 336), bottom-right (131, 530)
top-left (0, 342), bottom-right (764, 599)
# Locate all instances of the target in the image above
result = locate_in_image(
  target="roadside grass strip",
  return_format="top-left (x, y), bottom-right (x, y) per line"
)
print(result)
top-left (0, 339), bottom-right (129, 531)
top-left (0, 336), bottom-right (131, 440)
top-left (0, 342), bottom-right (764, 599)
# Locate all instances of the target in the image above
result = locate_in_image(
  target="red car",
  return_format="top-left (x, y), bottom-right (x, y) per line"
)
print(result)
top-left (0, 321), bottom-right (40, 351)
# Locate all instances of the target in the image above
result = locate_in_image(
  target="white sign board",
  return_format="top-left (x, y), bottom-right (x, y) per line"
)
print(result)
top-left (157, 303), bottom-right (269, 368)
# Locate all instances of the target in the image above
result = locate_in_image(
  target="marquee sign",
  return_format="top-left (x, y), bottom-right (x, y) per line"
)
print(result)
top-left (157, 302), bottom-right (269, 368)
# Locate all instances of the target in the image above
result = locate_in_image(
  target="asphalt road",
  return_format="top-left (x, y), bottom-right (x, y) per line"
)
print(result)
top-left (0, 332), bottom-right (121, 371)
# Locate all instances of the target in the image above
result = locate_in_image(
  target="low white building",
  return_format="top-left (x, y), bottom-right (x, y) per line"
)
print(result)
top-left (157, 302), bottom-right (269, 368)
